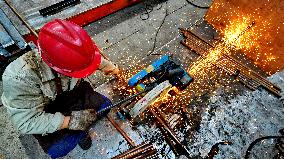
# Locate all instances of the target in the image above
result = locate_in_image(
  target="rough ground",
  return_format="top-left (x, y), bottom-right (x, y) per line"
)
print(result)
top-left (187, 71), bottom-right (284, 159)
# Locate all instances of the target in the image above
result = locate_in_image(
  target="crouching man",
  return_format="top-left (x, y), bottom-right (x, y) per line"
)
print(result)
top-left (1, 19), bottom-right (119, 158)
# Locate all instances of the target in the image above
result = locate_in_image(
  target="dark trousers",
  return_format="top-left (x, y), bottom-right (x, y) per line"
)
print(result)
top-left (33, 81), bottom-right (112, 159)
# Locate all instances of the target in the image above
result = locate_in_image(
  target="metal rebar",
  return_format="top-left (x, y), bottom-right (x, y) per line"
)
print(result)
top-left (111, 143), bottom-right (150, 159)
top-left (132, 149), bottom-right (157, 159)
top-left (150, 107), bottom-right (191, 157)
top-left (107, 114), bottom-right (136, 147)
top-left (120, 144), bottom-right (154, 159)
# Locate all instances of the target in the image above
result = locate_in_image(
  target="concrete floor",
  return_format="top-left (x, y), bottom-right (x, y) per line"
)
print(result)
top-left (0, 0), bottom-right (283, 159)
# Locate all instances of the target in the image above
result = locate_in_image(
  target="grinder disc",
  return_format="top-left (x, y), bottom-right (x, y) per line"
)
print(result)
top-left (129, 80), bottom-right (172, 118)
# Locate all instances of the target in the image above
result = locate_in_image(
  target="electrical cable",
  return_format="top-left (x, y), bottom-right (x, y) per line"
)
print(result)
top-left (185, 0), bottom-right (210, 9)
top-left (147, 1), bottom-right (168, 56)
top-left (140, 3), bottom-right (163, 21)
top-left (140, 4), bottom-right (154, 20)
top-left (206, 141), bottom-right (232, 159)
top-left (144, 0), bottom-right (210, 56)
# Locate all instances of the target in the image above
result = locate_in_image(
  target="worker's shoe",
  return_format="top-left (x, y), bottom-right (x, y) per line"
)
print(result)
top-left (78, 135), bottom-right (92, 150)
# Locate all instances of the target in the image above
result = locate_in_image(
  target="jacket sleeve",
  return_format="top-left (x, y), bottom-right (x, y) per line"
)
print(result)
top-left (1, 70), bottom-right (65, 135)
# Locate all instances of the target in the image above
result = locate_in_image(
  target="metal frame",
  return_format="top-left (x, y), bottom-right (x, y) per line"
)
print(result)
top-left (23, 0), bottom-right (142, 44)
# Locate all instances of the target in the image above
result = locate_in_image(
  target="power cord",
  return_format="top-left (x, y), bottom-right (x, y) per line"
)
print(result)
top-left (245, 135), bottom-right (284, 159)
top-left (140, 3), bottom-right (163, 20)
top-left (147, 1), bottom-right (168, 56)
top-left (185, 0), bottom-right (210, 9)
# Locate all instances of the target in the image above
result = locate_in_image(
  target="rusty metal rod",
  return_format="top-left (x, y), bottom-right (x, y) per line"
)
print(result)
top-left (112, 143), bottom-right (148, 159)
top-left (150, 107), bottom-right (191, 158)
top-left (149, 108), bottom-right (182, 145)
top-left (120, 145), bottom-right (154, 159)
top-left (184, 28), bottom-right (280, 90)
top-left (132, 149), bottom-right (157, 159)
top-left (112, 143), bottom-right (152, 159)
top-left (98, 48), bottom-right (110, 61)
top-left (107, 114), bottom-right (136, 147)
top-left (4, 0), bottom-right (38, 37)
top-left (160, 126), bottom-right (180, 155)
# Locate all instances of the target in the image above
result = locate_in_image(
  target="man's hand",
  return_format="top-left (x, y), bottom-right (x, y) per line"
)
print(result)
top-left (67, 109), bottom-right (97, 131)
top-left (99, 58), bottom-right (120, 75)
top-left (60, 116), bottom-right (71, 129)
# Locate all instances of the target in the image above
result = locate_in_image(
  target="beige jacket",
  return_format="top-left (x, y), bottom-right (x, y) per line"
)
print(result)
top-left (1, 49), bottom-right (112, 135)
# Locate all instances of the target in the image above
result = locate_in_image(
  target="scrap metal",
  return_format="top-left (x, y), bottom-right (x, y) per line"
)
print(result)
top-left (180, 28), bottom-right (281, 97)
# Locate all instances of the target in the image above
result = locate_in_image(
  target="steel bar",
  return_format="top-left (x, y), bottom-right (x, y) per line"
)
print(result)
top-left (112, 143), bottom-right (148, 159)
top-left (0, 11), bottom-right (14, 48)
top-left (149, 108), bottom-right (181, 145)
top-left (3, 0), bottom-right (38, 38)
top-left (119, 145), bottom-right (154, 159)
top-left (112, 143), bottom-right (153, 159)
top-left (107, 114), bottom-right (136, 147)
top-left (132, 149), bottom-right (157, 159)
top-left (159, 125), bottom-right (180, 155)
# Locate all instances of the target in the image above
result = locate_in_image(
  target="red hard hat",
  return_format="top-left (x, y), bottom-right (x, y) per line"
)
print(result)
top-left (38, 19), bottom-right (101, 78)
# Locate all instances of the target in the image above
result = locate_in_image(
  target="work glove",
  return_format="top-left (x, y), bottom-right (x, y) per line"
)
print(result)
top-left (99, 58), bottom-right (120, 75)
top-left (68, 109), bottom-right (97, 131)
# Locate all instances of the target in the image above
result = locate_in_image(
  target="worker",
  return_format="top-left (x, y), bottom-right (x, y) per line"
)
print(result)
top-left (1, 19), bottom-right (119, 158)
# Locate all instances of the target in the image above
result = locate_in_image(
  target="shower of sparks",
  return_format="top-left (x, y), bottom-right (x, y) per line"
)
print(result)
top-left (112, 18), bottom-right (258, 113)
top-left (162, 19), bottom-right (256, 108)
top-left (224, 16), bottom-right (277, 73)
top-left (106, 1), bottom-right (279, 117)
top-left (206, 1), bottom-right (280, 74)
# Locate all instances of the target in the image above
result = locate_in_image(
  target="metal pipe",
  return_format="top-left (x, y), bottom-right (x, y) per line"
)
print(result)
top-left (4, 0), bottom-right (38, 37)
top-left (107, 114), bottom-right (136, 147)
